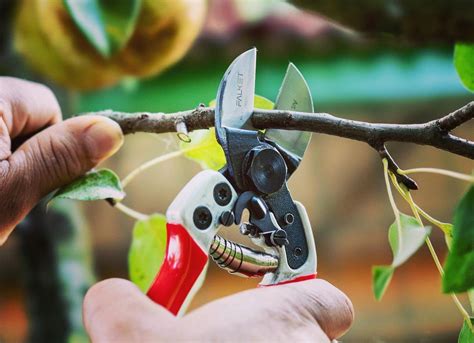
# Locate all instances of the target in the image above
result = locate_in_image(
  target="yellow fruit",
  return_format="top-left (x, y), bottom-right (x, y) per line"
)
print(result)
top-left (116, 0), bottom-right (207, 77)
top-left (14, 0), bottom-right (207, 90)
top-left (14, 0), bottom-right (122, 89)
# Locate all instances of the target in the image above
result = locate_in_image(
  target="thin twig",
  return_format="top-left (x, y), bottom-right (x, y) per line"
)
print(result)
top-left (398, 167), bottom-right (474, 183)
top-left (437, 102), bottom-right (474, 132)
top-left (122, 149), bottom-right (188, 187)
top-left (379, 146), bottom-right (418, 190)
top-left (114, 202), bottom-right (148, 221)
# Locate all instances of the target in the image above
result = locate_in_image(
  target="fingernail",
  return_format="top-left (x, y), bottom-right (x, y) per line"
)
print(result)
top-left (83, 118), bottom-right (123, 163)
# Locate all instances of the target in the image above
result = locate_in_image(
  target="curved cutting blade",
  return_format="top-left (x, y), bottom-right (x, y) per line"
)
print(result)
top-left (215, 48), bottom-right (256, 147)
top-left (265, 63), bottom-right (313, 161)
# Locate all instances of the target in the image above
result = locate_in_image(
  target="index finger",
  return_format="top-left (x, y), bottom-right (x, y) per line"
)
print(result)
top-left (0, 77), bottom-right (61, 139)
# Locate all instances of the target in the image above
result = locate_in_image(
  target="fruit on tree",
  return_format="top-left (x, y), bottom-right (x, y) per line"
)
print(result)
top-left (14, 0), bottom-right (207, 90)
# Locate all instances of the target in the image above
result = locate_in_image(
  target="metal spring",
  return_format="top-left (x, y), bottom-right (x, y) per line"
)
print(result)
top-left (209, 235), bottom-right (278, 277)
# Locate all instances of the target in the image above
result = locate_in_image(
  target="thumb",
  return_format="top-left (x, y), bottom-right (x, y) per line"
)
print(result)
top-left (83, 278), bottom-right (177, 342)
top-left (186, 279), bottom-right (354, 341)
top-left (0, 116), bottom-right (122, 242)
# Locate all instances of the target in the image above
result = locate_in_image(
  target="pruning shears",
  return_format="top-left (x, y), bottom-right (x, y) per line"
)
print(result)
top-left (146, 48), bottom-right (317, 316)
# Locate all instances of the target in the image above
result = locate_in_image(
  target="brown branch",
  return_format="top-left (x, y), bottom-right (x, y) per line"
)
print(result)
top-left (86, 101), bottom-right (474, 160)
top-left (84, 102), bottom-right (474, 190)
top-left (251, 102), bottom-right (474, 159)
top-left (436, 102), bottom-right (474, 132)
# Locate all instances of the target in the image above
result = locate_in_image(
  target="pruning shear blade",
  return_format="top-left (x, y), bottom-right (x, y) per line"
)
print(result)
top-left (266, 63), bottom-right (314, 162)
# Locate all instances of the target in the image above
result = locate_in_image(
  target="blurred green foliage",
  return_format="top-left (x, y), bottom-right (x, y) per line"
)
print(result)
top-left (77, 49), bottom-right (471, 114)
top-left (443, 185), bottom-right (474, 293)
top-left (454, 43), bottom-right (474, 92)
top-left (129, 214), bottom-right (167, 292)
top-left (64, 0), bottom-right (142, 57)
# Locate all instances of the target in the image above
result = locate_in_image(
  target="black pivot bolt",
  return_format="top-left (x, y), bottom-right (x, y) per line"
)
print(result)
top-left (271, 229), bottom-right (289, 246)
top-left (213, 183), bottom-right (232, 206)
top-left (246, 147), bottom-right (287, 195)
top-left (219, 211), bottom-right (234, 226)
top-left (193, 206), bottom-right (212, 230)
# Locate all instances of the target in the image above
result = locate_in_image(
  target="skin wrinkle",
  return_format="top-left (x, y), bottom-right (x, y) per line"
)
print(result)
top-left (0, 152), bottom-right (32, 236)
top-left (11, 148), bottom-right (39, 206)
top-left (59, 135), bottom-right (85, 180)
top-left (283, 280), bottom-right (354, 340)
top-left (47, 133), bottom-right (83, 183)
top-left (47, 135), bottom-right (67, 182)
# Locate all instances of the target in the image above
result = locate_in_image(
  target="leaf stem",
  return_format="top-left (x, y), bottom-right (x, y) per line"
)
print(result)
top-left (383, 159), bottom-right (403, 254)
top-left (114, 202), bottom-right (148, 221)
top-left (413, 206), bottom-right (452, 235)
top-left (398, 167), bottom-right (474, 183)
top-left (389, 174), bottom-right (473, 329)
top-left (423, 236), bottom-right (470, 329)
top-left (388, 173), bottom-right (452, 235)
top-left (121, 146), bottom-right (196, 188)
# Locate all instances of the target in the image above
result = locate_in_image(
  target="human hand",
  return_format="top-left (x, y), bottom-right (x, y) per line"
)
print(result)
top-left (0, 77), bottom-right (123, 244)
top-left (83, 278), bottom-right (354, 342)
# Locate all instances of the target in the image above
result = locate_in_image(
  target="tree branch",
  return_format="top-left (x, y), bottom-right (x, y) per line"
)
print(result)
top-left (86, 101), bottom-right (474, 160)
top-left (436, 102), bottom-right (474, 132)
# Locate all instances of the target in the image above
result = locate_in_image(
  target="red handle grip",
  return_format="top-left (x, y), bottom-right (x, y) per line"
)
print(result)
top-left (146, 223), bottom-right (208, 316)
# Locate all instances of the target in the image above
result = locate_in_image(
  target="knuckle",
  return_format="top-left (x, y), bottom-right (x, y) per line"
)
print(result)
top-left (35, 83), bottom-right (61, 121)
top-left (304, 280), bottom-right (354, 339)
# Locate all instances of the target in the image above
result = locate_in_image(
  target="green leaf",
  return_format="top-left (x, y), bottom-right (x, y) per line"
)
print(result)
top-left (64, 0), bottom-right (109, 57)
top-left (52, 169), bottom-right (125, 202)
top-left (372, 213), bottom-right (430, 300)
top-left (468, 289), bottom-right (474, 314)
top-left (254, 94), bottom-right (275, 110)
top-left (454, 43), bottom-right (474, 92)
top-left (64, 0), bottom-right (142, 57)
top-left (181, 129), bottom-right (226, 170)
top-left (458, 318), bottom-right (474, 343)
top-left (372, 266), bottom-right (394, 301)
top-left (388, 213), bottom-right (431, 268)
top-left (128, 214), bottom-right (167, 292)
top-left (98, 0), bottom-right (142, 54)
top-left (181, 95), bottom-right (274, 170)
top-left (443, 185), bottom-right (474, 293)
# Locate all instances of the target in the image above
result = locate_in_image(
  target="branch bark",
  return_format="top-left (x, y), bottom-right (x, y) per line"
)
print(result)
top-left (86, 101), bottom-right (474, 160)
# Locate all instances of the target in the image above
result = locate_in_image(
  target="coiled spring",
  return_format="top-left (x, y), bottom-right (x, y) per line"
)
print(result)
top-left (209, 235), bottom-right (279, 277)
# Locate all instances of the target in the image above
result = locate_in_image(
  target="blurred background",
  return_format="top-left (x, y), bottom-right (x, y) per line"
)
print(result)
top-left (0, 0), bottom-right (473, 342)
